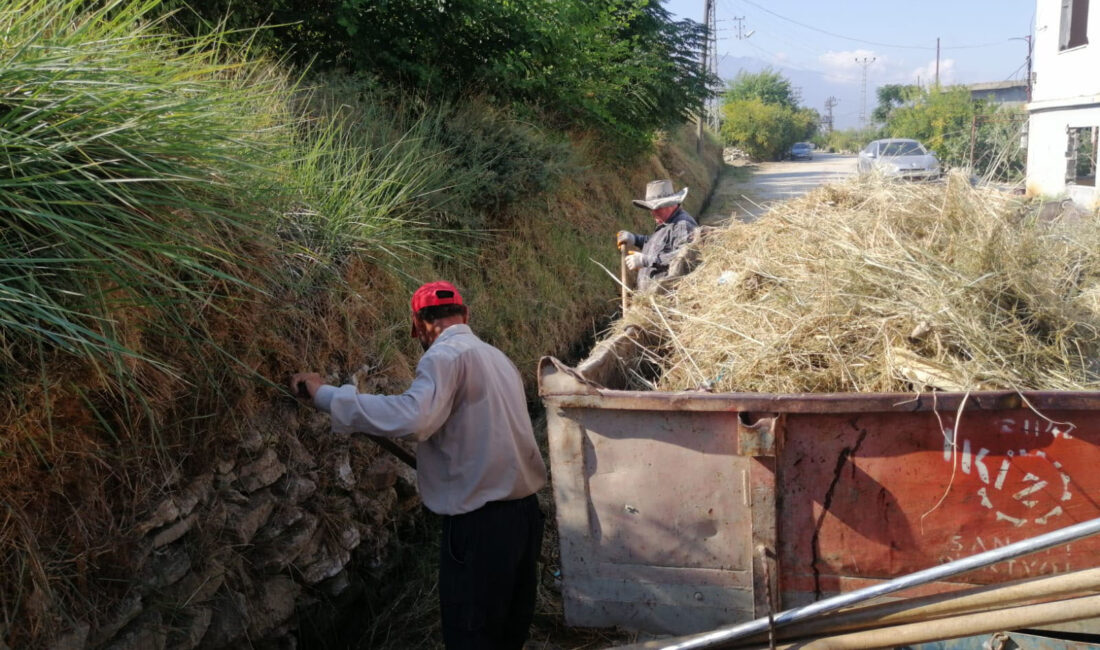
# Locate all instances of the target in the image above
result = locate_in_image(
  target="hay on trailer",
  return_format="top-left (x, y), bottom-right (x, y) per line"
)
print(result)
top-left (623, 172), bottom-right (1100, 393)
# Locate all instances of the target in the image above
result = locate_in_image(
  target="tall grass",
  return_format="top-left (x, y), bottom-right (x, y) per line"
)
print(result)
top-left (0, 0), bottom-right (677, 645)
top-left (0, 0), bottom-right (515, 643)
top-left (0, 0), bottom-right (289, 374)
top-left (301, 76), bottom-right (576, 232)
top-left (279, 108), bottom-right (470, 275)
top-left (0, 0), bottom-right (499, 377)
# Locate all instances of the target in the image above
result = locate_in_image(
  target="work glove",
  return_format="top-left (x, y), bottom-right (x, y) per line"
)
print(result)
top-left (616, 230), bottom-right (635, 249)
top-left (624, 251), bottom-right (648, 271)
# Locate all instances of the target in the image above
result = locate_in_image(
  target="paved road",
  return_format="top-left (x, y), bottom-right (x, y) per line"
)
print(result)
top-left (699, 152), bottom-right (857, 225)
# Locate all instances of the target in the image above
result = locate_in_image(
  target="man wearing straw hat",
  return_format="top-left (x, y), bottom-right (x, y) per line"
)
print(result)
top-left (617, 179), bottom-right (699, 291)
top-left (290, 281), bottom-right (547, 650)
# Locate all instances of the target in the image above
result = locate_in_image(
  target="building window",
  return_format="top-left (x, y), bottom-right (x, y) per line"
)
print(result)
top-left (1067, 126), bottom-right (1098, 186)
top-left (1060, 0), bottom-right (1090, 50)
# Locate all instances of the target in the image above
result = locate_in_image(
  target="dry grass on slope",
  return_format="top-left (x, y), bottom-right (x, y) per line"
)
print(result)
top-left (625, 173), bottom-right (1100, 394)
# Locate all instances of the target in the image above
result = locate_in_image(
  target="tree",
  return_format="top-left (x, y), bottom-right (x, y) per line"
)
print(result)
top-left (160, 0), bottom-right (714, 152)
top-left (871, 84), bottom-right (918, 124)
top-left (723, 68), bottom-right (798, 111)
top-left (721, 98), bottom-right (817, 160)
top-left (529, 0), bottom-right (714, 147)
top-left (885, 86), bottom-right (975, 161)
top-left (719, 69), bottom-right (816, 160)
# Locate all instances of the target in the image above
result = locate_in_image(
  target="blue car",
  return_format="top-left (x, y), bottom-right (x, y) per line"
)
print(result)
top-left (789, 142), bottom-right (813, 160)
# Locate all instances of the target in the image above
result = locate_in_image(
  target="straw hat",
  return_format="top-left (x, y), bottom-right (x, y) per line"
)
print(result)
top-left (632, 179), bottom-right (689, 210)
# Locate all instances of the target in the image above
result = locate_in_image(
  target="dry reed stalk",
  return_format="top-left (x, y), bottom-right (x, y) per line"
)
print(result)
top-left (619, 173), bottom-right (1100, 393)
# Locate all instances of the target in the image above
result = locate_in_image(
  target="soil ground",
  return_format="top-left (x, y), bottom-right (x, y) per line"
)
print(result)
top-left (700, 153), bottom-right (858, 225)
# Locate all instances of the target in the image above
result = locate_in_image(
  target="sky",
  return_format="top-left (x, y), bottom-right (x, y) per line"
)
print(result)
top-left (662, 0), bottom-right (1036, 129)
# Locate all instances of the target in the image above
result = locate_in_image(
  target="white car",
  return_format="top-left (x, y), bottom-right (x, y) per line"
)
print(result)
top-left (857, 138), bottom-right (941, 180)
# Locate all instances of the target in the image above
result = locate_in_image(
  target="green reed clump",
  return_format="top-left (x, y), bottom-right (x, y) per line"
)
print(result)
top-left (0, 0), bottom-right (481, 377)
top-left (278, 107), bottom-right (468, 273)
top-left (0, 0), bottom-right (288, 371)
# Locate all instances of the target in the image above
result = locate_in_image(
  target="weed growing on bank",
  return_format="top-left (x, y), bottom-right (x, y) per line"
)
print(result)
top-left (0, 0), bottom-right (578, 643)
top-left (0, 1), bottom-right (720, 645)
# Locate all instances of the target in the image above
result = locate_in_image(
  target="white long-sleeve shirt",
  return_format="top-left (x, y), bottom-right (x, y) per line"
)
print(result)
top-left (314, 324), bottom-right (547, 515)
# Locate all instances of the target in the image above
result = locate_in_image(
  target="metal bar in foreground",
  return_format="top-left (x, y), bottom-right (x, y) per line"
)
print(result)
top-left (617, 515), bottom-right (1100, 650)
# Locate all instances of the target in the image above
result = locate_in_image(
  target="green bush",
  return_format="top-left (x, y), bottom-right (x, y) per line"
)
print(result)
top-left (718, 69), bottom-right (818, 160)
top-left (160, 0), bottom-right (712, 154)
top-left (723, 68), bottom-right (800, 109)
top-left (301, 75), bottom-right (575, 233)
top-left (874, 85), bottom-right (1026, 181)
top-left (720, 98), bottom-right (817, 161)
top-left (825, 128), bottom-right (879, 154)
top-left (420, 103), bottom-right (574, 222)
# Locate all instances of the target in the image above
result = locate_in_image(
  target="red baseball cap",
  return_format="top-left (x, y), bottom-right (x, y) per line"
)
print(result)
top-left (410, 281), bottom-right (464, 336)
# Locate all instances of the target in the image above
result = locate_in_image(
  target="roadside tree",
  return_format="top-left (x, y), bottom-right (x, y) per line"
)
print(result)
top-left (723, 68), bottom-right (798, 110)
top-left (826, 127), bottom-right (878, 154)
top-left (160, 0), bottom-right (713, 153)
top-left (871, 84), bottom-right (919, 124)
top-left (721, 97), bottom-right (817, 161)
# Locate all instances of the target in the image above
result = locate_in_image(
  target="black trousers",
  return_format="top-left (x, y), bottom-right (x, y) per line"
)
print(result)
top-left (439, 494), bottom-right (545, 650)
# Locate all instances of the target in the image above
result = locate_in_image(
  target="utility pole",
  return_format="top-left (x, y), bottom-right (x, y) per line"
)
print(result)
top-left (708, 9), bottom-right (721, 130)
top-left (699, 14), bottom-right (749, 135)
top-left (824, 96), bottom-right (838, 134)
top-left (731, 16), bottom-right (754, 41)
top-left (696, 0), bottom-right (714, 153)
top-left (1025, 34), bottom-right (1033, 101)
top-left (856, 56), bottom-right (876, 129)
top-left (1012, 35), bottom-right (1034, 101)
top-left (792, 86), bottom-right (803, 106)
top-left (935, 37), bottom-right (940, 86)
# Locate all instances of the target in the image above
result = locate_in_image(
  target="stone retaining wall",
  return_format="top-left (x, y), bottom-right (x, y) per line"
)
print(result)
top-left (48, 407), bottom-right (418, 650)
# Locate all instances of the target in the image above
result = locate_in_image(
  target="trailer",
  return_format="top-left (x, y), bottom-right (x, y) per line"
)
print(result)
top-left (539, 328), bottom-right (1100, 643)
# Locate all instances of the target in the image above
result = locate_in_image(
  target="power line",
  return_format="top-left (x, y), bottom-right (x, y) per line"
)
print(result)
top-left (719, 0), bottom-right (830, 59)
top-left (736, 40), bottom-right (841, 80)
top-left (736, 0), bottom-right (1009, 51)
top-left (729, 2), bottom-right (840, 61)
top-left (1003, 61), bottom-right (1027, 82)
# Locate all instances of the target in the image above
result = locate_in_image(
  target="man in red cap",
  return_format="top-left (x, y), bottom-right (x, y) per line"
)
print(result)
top-left (291, 281), bottom-right (547, 649)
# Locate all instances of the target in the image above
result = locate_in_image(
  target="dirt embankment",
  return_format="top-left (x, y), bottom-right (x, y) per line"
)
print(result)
top-left (4, 128), bottom-right (722, 650)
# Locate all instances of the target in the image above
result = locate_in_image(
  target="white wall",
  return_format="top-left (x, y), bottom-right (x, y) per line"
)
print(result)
top-left (1032, 1), bottom-right (1100, 103)
top-left (1027, 1), bottom-right (1100, 204)
top-left (1027, 107), bottom-right (1100, 207)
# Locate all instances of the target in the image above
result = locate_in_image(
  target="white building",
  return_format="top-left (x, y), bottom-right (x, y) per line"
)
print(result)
top-left (1027, 0), bottom-right (1099, 207)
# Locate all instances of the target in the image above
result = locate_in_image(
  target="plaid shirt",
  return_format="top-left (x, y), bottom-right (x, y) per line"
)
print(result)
top-left (633, 207), bottom-right (698, 290)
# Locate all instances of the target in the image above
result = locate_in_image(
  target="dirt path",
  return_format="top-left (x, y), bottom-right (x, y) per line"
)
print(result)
top-left (699, 152), bottom-right (857, 225)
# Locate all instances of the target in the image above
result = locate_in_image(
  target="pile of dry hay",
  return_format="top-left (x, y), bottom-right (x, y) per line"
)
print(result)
top-left (625, 172), bottom-right (1100, 393)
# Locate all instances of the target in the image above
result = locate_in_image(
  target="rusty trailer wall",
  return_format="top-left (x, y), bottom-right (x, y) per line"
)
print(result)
top-left (546, 403), bottom-right (765, 633)
top-left (538, 356), bottom-right (1100, 636)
